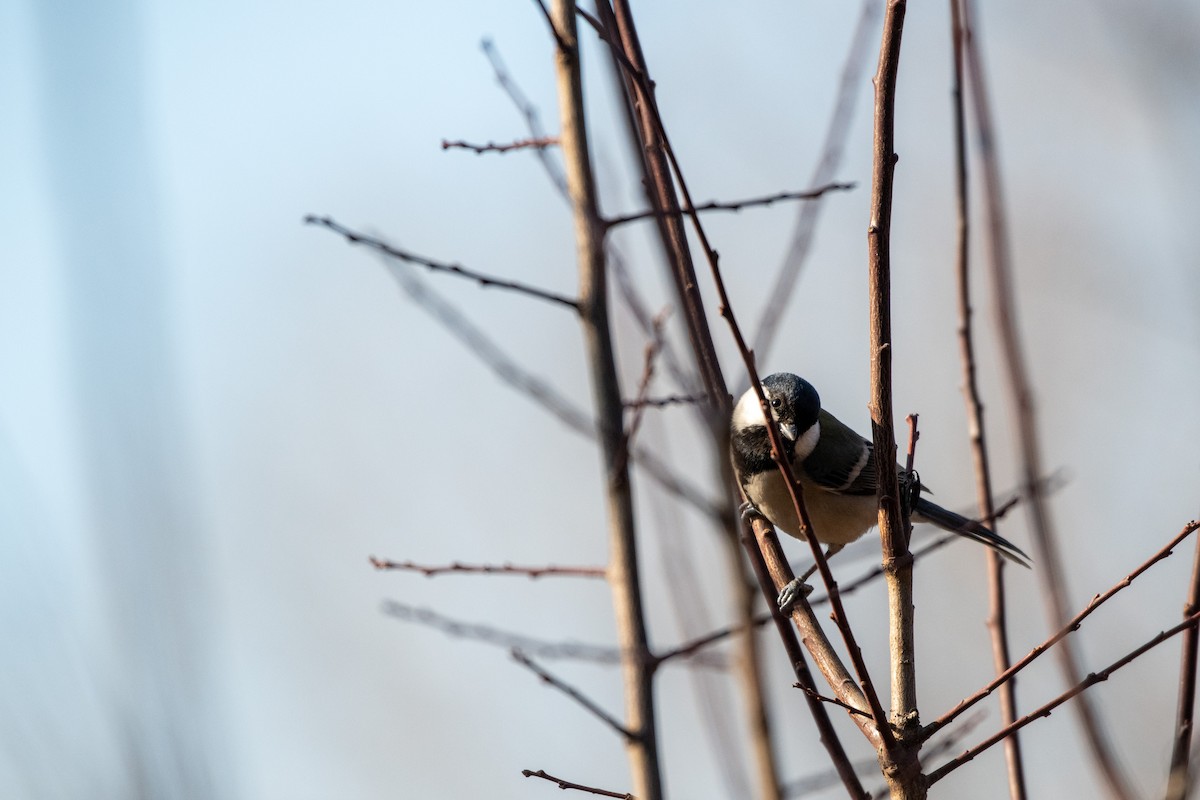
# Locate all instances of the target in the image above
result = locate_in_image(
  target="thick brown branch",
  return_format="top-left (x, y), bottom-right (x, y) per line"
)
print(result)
top-left (441, 136), bottom-right (559, 154)
top-left (522, 769), bottom-right (632, 799)
top-left (370, 557), bottom-right (606, 579)
top-left (306, 215), bottom-right (579, 311)
top-left (604, 183), bottom-right (856, 228)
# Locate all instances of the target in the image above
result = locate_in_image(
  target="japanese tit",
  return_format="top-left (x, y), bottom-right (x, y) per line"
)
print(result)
top-left (731, 372), bottom-right (1030, 566)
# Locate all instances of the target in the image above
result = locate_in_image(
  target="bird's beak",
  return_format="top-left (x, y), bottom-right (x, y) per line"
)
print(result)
top-left (780, 423), bottom-right (797, 442)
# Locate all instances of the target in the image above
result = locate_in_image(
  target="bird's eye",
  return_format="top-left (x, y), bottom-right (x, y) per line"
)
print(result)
top-left (770, 397), bottom-right (782, 409)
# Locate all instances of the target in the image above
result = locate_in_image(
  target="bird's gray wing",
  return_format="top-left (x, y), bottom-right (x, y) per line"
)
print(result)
top-left (800, 410), bottom-right (878, 495)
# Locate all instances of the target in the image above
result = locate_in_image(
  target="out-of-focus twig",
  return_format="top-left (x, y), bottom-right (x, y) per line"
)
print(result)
top-left (370, 557), bottom-right (606, 579)
top-left (948, 0), bottom-right (1025, 793)
top-left (481, 38), bottom-right (568, 194)
top-left (521, 769), bottom-right (633, 800)
top-left (604, 183), bottom-right (856, 228)
top-left (960, 3), bottom-right (1134, 796)
top-left (306, 215), bottom-right (579, 311)
top-left (441, 136), bottom-right (559, 154)
top-left (382, 600), bottom-right (728, 669)
top-left (622, 393), bottom-right (706, 409)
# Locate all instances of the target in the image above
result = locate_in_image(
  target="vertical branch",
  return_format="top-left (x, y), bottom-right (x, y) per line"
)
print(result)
top-left (948, 0), bottom-right (1027, 796)
top-left (867, 0), bottom-right (920, 770)
top-left (1168, 534), bottom-right (1200, 799)
top-left (959, 3), bottom-right (1134, 798)
top-left (550, 3), bottom-right (662, 797)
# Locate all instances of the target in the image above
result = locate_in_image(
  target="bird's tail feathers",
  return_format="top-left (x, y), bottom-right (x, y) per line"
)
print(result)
top-left (913, 497), bottom-right (1031, 568)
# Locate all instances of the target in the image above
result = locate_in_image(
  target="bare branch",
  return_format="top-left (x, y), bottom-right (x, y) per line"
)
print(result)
top-left (962, 2), bottom-right (1136, 793)
top-left (604, 183), bottom-right (856, 228)
top-left (614, 309), bottom-right (669, 478)
top-left (924, 519), bottom-right (1200, 738)
top-left (513, 649), bottom-right (635, 741)
top-left (441, 136), bottom-right (559, 154)
top-left (928, 610), bottom-right (1200, 786)
top-left (948, 0), bottom-right (1026, 792)
top-left (521, 769), bottom-right (633, 799)
top-left (369, 557), bottom-right (606, 579)
top-left (306, 215), bottom-right (580, 311)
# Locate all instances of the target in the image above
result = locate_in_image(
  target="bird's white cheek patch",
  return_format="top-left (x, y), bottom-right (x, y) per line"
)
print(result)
top-left (732, 389), bottom-right (768, 430)
top-left (794, 420), bottom-right (820, 460)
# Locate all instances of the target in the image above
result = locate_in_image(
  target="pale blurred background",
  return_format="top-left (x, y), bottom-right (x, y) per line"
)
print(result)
top-left (3, 0), bottom-right (1198, 798)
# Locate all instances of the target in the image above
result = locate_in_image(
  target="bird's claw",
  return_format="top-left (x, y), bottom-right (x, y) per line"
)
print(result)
top-left (739, 501), bottom-right (765, 524)
top-left (777, 577), bottom-right (814, 614)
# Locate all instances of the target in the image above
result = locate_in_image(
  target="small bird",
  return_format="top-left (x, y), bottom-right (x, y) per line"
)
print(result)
top-left (731, 373), bottom-right (1029, 605)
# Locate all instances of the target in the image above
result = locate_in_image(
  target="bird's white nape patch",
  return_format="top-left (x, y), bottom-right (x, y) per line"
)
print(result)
top-left (794, 420), bottom-right (821, 460)
top-left (731, 388), bottom-right (768, 431)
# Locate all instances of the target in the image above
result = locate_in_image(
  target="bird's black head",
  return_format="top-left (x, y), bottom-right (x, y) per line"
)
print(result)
top-left (760, 373), bottom-right (821, 439)
top-left (730, 372), bottom-right (821, 444)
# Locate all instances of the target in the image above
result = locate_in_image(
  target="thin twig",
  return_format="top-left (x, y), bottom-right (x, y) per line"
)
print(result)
top-left (604, 183), bottom-right (856, 228)
top-left (614, 309), bottom-right (669, 478)
top-left (530, 0), bottom-right (569, 52)
top-left (370, 557), bottom-right (606, 579)
top-left (306, 215), bottom-right (579, 311)
top-left (1168, 530), bottom-right (1200, 798)
top-left (521, 769), bottom-right (633, 799)
top-left (949, 0), bottom-right (1025, 793)
top-left (512, 649), bottom-right (635, 741)
top-left (928, 610), bottom-right (1200, 786)
top-left (622, 394), bottom-right (705, 409)
top-left (441, 136), bottom-right (560, 154)
top-left (795, 684), bottom-right (874, 719)
top-left (924, 519), bottom-right (1200, 738)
